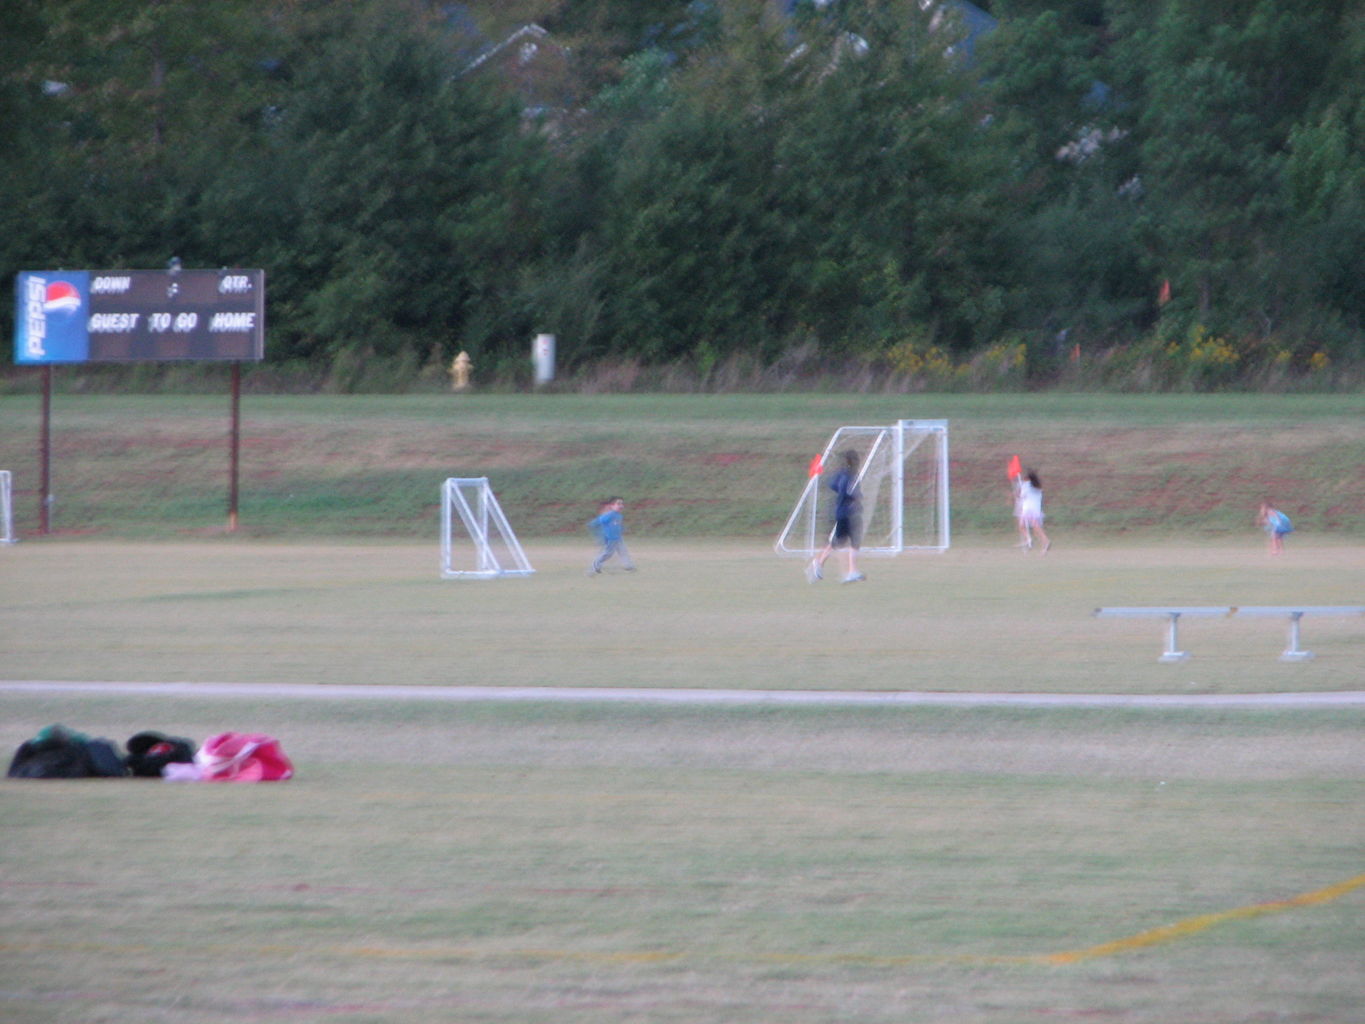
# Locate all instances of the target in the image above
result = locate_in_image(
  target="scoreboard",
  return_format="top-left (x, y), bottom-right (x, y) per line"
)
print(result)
top-left (15, 268), bottom-right (265, 363)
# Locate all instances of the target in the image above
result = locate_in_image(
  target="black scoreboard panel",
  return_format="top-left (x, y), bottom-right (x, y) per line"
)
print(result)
top-left (87, 269), bottom-right (265, 362)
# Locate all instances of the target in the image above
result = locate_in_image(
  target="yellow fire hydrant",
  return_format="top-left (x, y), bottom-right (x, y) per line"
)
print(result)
top-left (450, 351), bottom-right (472, 390)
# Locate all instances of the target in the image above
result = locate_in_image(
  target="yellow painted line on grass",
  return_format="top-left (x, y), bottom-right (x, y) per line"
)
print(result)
top-left (4, 873), bottom-right (1361, 968)
top-left (1034, 870), bottom-right (1365, 965)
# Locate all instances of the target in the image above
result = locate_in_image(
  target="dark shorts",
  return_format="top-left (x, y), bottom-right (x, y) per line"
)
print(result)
top-left (832, 513), bottom-right (861, 548)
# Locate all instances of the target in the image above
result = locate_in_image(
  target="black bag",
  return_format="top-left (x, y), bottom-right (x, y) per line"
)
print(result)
top-left (7, 724), bottom-right (126, 779)
top-left (124, 731), bottom-right (196, 777)
top-left (85, 738), bottom-right (128, 777)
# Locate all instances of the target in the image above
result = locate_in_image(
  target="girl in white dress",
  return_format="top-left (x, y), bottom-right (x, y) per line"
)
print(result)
top-left (1018, 470), bottom-right (1051, 554)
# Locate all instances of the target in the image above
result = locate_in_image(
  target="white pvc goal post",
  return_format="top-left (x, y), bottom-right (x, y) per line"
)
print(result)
top-left (440, 477), bottom-right (534, 579)
top-left (0, 470), bottom-right (14, 545)
top-left (775, 419), bottom-right (949, 557)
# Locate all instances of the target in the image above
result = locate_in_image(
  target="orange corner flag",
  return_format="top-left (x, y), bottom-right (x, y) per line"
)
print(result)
top-left (808, 454), bottom-right (824, 479)
top-left (1007, 455), bottom-right (1021, 480)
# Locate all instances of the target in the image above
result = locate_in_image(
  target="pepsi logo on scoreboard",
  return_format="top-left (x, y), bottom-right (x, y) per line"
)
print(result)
top-left (14, 269), bottom-right (265, 364)
top-left (17, 271), bottom-right (90, 363)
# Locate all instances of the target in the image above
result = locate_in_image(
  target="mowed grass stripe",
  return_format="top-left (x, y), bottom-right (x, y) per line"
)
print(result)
top-left (2, 540), bottom-right (1363, 694)
top-left (3, 871), bottom-right (1361, 967)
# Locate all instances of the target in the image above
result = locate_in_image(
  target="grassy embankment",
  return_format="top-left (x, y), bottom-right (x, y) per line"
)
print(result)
top-left (0, 391), bottom-right (1360, 539)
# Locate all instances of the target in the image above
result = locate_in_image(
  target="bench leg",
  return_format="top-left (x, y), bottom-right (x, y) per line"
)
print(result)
top-left (1281, 612), bottom-right (1315, 661)
top-left (1159, 612), bottom-right (1191, 662)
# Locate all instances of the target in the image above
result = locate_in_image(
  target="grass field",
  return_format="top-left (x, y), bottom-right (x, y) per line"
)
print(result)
top-left (2, 540), bottom-right (1363, 1022)
top-left (3, 692), bottom-right (1363, 1023)
top-left (1, 392), bottom-right (1362, 1022)
top-left (1, 540), bottom-right (1363, 693)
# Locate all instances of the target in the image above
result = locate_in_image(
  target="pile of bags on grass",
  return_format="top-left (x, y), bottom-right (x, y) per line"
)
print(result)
top-left (6, 724), bottom-right (293, 782)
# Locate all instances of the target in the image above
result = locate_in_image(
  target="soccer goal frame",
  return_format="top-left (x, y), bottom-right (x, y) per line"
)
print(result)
top-left (0, 470), bottom-right (14, 545)
top-left (440, 477), bottom-right (534, 579)
top-left (774, 419), bottom-right (949, 557)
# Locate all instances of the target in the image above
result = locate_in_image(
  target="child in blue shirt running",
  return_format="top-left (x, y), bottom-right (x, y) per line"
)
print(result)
top-left (588, 497), bottom-right (636, 574)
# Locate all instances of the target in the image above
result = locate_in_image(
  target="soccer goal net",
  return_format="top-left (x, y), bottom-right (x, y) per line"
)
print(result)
top-left (775, 419), bottom-right (949, 557)
top-left (440, 477), bottom-right (534, 579)
top-left (0, 470), bottom-right (14, 545)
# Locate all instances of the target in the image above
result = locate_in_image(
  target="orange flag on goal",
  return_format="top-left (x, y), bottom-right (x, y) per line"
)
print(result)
top-left (808, 454), bottom-right (824, 478)
top-left (1007, 455), bottom-right (1022, 480)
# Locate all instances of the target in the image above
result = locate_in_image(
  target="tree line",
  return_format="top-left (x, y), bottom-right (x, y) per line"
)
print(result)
top-left (2, 0), bottom-right (1362, 390)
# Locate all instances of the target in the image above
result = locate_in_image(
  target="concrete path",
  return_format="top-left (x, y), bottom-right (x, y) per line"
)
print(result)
top-left (3, 680), bottom-right (1363, 708)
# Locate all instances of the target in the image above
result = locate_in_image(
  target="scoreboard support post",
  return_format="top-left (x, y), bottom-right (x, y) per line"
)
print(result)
top-left (40, 367), bottom-right (52, 535)
top-left (229, 362), bottom-right (242, 532)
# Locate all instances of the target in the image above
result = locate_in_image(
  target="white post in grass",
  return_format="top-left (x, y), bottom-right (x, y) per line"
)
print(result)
top-left (0, 470), bottom-right (14, 544)
top-left (532, 333), bottom-right (556, 386)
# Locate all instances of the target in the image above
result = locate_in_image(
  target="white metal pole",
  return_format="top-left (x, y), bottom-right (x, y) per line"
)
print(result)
top-left (1159, 612), bottom-right (1190, 661)
top-left (440, 479), bottom-right (452, 575)
top-left (1281, 611), bottom-right (1314, 661)
top-left (1, 470), bottom-right (13, 544)
top-left (893, 421), bottom-right (906, 552)
top-left (477, 479), bottom-right (492, 573)
top-left (938, 426), bottom-right (951, 551)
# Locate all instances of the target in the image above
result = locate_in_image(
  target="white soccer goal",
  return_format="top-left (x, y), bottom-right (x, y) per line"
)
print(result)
top-left (0, 470), bottom-right (14, 545)
top-left (775, 419), bottom-right (950, 557)
top-left (440, 477), bottom-right (534, 579)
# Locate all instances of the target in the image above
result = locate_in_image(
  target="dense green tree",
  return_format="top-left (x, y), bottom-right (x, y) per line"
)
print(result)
top-left (3, 0), bottom-right (551, 366)
top-left (971, 0), bottom-right (1148, 349)
top-left (539, 0), bottom-right (700, 90)
top-left (773, 0), bottom-right (1015, 351)
top-left (581, 0), bottom-right (1022, 361)
top-left (587, 0), bottom-right (795, 362)
top-left (969, 0), bottom-right (1363, 361)
top-left (1126, 0), bottom-right (1356, 356)
top-left (231, 1), bottom-right (548, 362)
top-left (0, 2), bottom-right (59, 282)
top-left (2, 0), bottom-right (279, 272)
top-left (4, 0), bottom-right (1363, 382)
top-left (1133, 7), bottom-right (1274, 323)
top-left (979, 6), bottom-right (1101, 179)
top-left (1278, 6), bottom-right (1365, 353)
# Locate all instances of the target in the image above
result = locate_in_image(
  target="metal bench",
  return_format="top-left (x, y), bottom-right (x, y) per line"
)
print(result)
top-left (1093, 605), bottom-right (1365, 662)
